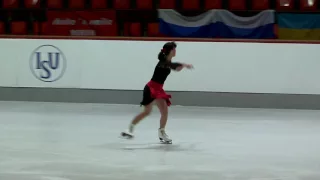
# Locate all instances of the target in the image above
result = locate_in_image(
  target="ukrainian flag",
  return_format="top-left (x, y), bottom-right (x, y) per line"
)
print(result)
top-left (277, 13), bottom-right (320, 40)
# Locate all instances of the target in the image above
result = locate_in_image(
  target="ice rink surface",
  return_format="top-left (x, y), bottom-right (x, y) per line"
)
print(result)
top-left (0, 101), bottom-right (320, 180)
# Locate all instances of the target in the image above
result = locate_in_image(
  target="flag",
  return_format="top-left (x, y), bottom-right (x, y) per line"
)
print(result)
top-left (158, 10), bottom-right (215, 38)
top-left (277, 13), bottom-right (320, 40)
top-left (213, 10), bottom-right (275, 39)
top-left (158, 9), bottom-right (275, 39)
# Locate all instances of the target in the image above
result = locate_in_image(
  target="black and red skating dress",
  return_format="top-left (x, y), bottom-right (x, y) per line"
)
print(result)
top-left (140, 61), bottom-right (182, 106)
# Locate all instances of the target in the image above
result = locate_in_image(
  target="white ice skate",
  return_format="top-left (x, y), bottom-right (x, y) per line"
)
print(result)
top-left (120, 124), bottom-right (135, 139)
top-left (158, 128), bottom-right (172, 144)
top-left (120, 130), bottom-right (134, 139)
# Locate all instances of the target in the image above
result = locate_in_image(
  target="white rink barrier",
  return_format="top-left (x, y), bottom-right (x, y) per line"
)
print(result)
top-left (1, 38), bottom-right (320, 94)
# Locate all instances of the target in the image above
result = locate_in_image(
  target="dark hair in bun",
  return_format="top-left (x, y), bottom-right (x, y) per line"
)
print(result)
top-left (158, 41), bottom-right (177, 62)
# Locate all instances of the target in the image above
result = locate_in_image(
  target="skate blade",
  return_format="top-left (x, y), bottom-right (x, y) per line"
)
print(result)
top-left (160, 140), bottom-right (172, 144)
top-left (159, 138), bottom-right (172, 144)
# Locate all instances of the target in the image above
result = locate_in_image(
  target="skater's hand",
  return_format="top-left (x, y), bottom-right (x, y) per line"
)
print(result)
top-left (184, 64), bottom-right (194, 69)
top-left (175, 66), bottom-right (183, 71)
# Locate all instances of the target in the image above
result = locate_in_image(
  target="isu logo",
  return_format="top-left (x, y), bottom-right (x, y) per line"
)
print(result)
top-left (29, 45), bottom-right (67, 82)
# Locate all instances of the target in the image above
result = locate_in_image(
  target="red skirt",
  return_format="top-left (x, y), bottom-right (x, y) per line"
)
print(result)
top-left (140, 80), bottom-right (172, 106)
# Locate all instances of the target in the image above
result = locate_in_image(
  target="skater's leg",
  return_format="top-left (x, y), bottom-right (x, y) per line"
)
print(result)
top-left (129, 103), bottom-right (153, 132)
top-left (155, 99), bottom-right (168, 129)
top-left (121, 103), bottom-right (153, 138)
top-left (131, 103), bottom-right (153, 125)
top-left (156, 99), bottom-right (171, 143)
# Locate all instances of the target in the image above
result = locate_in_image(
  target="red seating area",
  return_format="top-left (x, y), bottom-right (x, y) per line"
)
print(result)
top-left (0, 0), bottom-right (318, 36)
top-left (0, 0), bottom-right (314, 11)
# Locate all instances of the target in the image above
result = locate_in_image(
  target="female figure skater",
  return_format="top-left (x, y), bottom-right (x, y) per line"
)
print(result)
top-left (121, 41), bottom-right (193, 143)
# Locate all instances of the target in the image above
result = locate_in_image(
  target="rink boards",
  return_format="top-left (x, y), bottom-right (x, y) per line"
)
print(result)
top-left (1, 38), bottom-right (320, 94)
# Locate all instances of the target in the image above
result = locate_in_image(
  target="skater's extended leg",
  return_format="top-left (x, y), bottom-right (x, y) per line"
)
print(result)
top-left (131, 104), bottom-right (153, 125)
top-left (129, 104), bottom-right (153, 132)
top-left (121, 103), bottom-right (153, 138)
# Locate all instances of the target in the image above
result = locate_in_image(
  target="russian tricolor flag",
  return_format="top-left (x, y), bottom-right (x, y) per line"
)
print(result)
top-left (158, 9), bottom-right (275, 39)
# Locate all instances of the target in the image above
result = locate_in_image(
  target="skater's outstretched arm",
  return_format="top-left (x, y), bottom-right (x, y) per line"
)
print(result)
top-left (169, 62), bottom-right (193, 71)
